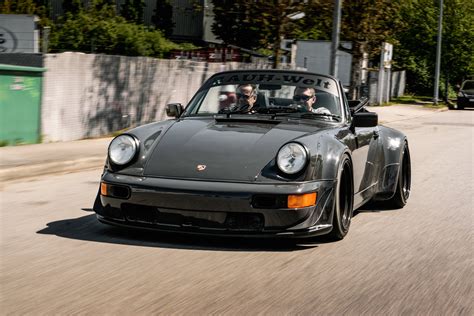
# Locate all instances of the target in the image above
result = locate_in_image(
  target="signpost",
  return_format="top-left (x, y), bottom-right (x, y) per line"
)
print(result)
top-left (377, 42), bottom-right (393, 105)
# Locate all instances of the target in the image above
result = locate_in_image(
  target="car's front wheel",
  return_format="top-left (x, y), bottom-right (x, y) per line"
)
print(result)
top-left (328, 155), bottom-right (354, 240)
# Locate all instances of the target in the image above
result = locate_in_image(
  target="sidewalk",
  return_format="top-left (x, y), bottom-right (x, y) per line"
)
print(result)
top-left (0, 104), bottom-right (447, 182)
top-left (0, 137), bottom-right (112, 181)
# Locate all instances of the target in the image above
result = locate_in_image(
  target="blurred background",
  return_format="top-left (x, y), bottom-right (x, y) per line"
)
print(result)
top-left (0, 0), bottom-right (473, 145)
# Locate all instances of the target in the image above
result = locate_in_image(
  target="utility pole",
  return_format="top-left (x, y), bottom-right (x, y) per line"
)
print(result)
top-left (330, 0), bottom-right (342, 77)
top-left (42, 26), bottom-right (50, 54)
top-left (433, 0), bottom-right (443, 105)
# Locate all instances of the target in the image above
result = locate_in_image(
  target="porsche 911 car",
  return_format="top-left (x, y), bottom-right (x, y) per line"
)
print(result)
top-left (93, 70), bottom-right (411, 240)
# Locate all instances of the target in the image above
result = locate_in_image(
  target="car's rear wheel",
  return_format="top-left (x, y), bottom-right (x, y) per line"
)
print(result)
top-left (328, 155), bottom-right (354, 241)
top-left (384, 141), bottom-right (411, 209)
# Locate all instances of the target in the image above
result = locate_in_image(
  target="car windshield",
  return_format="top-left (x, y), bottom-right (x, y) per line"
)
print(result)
top-left (184, 71), bottom-right (342, 120)
top-left (461, 81), bottom-right (474, 90)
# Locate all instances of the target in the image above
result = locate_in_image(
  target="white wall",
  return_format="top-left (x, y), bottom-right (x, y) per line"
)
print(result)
top-left (41, 52), bottom-right (272, 142)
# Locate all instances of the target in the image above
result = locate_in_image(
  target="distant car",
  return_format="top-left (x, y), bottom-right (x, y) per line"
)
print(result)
top-left (457, 80), bottom-right (474, 109)
top-left (93, 70), bottom-right (411, 240)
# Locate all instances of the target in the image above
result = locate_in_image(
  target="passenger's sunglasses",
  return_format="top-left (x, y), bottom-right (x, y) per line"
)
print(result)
top-left (293, 95), bottom-right (314, 102)
top-left (236, 93), bottom-right (254, 100)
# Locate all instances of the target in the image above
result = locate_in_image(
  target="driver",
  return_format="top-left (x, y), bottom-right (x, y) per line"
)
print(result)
top-left (219, 84), bottom-right (258, 114)
top-left (293, 87), bottom-right (331, 114)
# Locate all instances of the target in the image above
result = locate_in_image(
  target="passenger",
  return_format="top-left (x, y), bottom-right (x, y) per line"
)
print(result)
top-left (293, 87), bottom-right (331, 114)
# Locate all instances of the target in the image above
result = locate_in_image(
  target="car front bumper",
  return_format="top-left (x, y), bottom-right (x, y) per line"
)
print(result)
top-left (457, 96), bottom-right (474, 108)
top-left (94, 172), bottom-right (336, 238)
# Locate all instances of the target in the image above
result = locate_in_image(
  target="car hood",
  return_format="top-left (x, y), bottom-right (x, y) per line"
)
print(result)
top-left (461, 88), bottom-right (474, 95)
top-left (144, 117), bottom-right (329, 181)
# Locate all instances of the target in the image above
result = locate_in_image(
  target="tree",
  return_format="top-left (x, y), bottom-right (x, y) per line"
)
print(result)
top-left (50, 0), bottom-right (180, 57)
top-left (438, 0), bottom-right (474, 91)
top-left (211, 0), bottom-right (307, 67)
top-left (151, 0), bottom-right (174, 37)
top-left (0, 0), bottom-right (36, 14)
top-left (120, 0), bottom-right (145, 24)
top-left (339, 0), bottom-right (403, 98)
top-left (62, 0), bottom-right (83, 15)
top-left (211, 0), bottom-right (262, 50)
top-left (393, 0), bottom-right (474, 96)
top-left (392, 0), bottom-right (439, 94)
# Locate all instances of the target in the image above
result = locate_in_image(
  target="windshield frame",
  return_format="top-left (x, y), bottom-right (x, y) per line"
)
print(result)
top-left (181, 70), bottom-right (347, 122)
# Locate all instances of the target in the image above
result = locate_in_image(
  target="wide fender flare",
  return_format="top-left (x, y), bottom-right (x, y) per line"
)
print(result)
top-left (298, 133), bottom-right (351, 181)
top-left (375, 126), bottom-right (408, 199)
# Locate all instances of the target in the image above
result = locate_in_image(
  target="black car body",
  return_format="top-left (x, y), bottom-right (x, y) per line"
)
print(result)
top-left (93, 70), bottom-right (411, 240)
top-left (457, 80), bottom-right (474, 109)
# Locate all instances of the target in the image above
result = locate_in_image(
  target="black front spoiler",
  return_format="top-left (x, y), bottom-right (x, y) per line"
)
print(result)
top-left (96, 214), bottom-right (333, 239)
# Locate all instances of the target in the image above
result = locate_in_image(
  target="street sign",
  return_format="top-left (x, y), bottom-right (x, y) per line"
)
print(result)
top-left (382, 42), bottom-right (393, 69)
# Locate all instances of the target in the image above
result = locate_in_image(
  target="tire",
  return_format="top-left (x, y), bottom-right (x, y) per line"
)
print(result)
top-left (93, 190), bottom-right (102, 211)
top-left (384, 141), bottom-right (411, 209)
top-left (328, 155), bottom-right (354, 241)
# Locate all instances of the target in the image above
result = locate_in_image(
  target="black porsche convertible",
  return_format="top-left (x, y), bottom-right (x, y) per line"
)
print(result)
top-left (93, 70), bottom-right (411, 240)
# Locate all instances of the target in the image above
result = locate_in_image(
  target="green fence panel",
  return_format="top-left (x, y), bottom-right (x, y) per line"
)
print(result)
top-left (0, 64), bottom-right (46, 146)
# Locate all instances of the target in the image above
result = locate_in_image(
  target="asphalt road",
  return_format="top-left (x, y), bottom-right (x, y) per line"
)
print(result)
top-left (1, 108), bottom-right (473, 315)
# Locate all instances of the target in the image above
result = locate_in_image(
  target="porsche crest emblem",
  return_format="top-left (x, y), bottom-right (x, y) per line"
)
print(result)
top-left (196, 164), bottom-right (207, 171)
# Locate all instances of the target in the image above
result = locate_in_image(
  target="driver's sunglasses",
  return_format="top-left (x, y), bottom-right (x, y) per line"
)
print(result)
top-left (236, 93), bottom-right (253, 100)
top-left (293, 95), bottom-right (313, 102)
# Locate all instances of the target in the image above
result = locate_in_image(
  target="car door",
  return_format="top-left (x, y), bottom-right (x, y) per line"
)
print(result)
top-left (351, 125), bottom-right (380, 196)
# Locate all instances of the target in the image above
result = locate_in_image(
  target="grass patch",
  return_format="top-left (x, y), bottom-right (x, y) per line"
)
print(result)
top-left (423, 103), bottom-right (448, 109)
top-left (391, 95), bottom-right (434, 104)
top-left (390, 95), bottom-right (450, 109)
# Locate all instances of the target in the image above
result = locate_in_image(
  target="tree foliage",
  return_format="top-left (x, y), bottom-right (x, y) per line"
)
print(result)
top-left (393, 0), bottom-right (474, 95)
top-left (442, 0), bottom-right (474, 84)
top-left (2, 0), bottom-right (472, 95)
top-left (120, 0), bottom-right (145, 24)
top-left (62, 0), bottom-right (83, 15)
top-left (49, 0), bottom-right (180, 57)
top-left (339, 0), bottom-right (403, 97)
top-left (0, 0), bottom-right (51, 27)
top-left (211, 0), bottom-right (308, 67)
top-left (211, 0), bottom-right (473, 95)
top-left (151, 0), bottom-right (174, 37)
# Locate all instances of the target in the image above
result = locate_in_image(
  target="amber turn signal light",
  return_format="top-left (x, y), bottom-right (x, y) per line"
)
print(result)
top-left (100, 182), bottom-right (108, 196)
top-left (287, 192), bottom-right (317, 208)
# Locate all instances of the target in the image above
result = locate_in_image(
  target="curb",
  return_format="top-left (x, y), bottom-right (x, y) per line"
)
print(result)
top-left (0, 157), bottom-right (105, 182)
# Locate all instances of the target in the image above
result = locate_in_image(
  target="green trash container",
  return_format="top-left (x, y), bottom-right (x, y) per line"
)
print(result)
top-left (0, 64), bottom-right (46, 146)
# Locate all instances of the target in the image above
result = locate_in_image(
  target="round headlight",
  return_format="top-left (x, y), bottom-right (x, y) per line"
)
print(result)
top-left (277, 143), bottom-right (308, 174)
top-left (108, 135), bottom-right (138, 165)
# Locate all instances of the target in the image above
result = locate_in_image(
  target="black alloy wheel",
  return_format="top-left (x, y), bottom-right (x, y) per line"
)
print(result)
top-left (328, 155), bottom-right (354, 240)
top-left (385, 141), bottom-right (411, 209)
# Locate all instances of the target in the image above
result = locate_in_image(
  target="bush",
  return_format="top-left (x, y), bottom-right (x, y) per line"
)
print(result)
top-left (49, 3), bottom-right (184, 57)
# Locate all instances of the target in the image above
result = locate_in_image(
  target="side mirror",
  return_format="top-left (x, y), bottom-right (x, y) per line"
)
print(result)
top-left (353, 112), bottom-right (378, 128)
top-left (348, 97), bottom-right (369, 114)
top-left (166, 103), bottom-right (184, 118)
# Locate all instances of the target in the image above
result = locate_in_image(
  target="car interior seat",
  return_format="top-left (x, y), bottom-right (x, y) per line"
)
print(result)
top-left (254, 92), bottom-right (269, 110)
top-left (314, 92), bottom-right (338, 114)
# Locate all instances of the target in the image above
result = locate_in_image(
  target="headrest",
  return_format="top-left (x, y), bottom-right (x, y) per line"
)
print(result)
top-left (254, 92), bottom-right (269, 109)
top-left (314, 92), bottom-right (337, 113)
